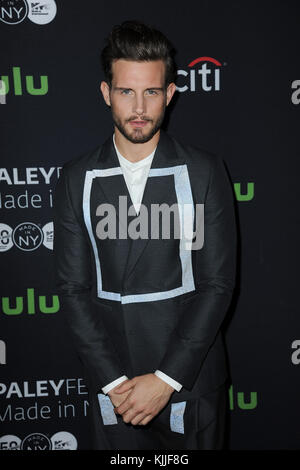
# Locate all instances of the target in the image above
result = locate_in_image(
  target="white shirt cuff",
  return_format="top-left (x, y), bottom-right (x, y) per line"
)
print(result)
top-left (101, 375), bottom-right (129, 395)
top-left (154, 370), bottom-right (183, 392)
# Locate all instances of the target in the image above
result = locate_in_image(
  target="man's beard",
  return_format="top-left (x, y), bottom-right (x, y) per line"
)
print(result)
top-left (111, 106), bottom-right (166, 144)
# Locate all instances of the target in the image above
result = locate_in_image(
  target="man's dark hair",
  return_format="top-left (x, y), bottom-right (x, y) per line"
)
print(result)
top-left (101, 20), bottom-right (177, 88)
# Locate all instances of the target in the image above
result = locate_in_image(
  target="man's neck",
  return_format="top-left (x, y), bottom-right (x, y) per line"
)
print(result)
top-left (114, 128), bottom-right (160, 163)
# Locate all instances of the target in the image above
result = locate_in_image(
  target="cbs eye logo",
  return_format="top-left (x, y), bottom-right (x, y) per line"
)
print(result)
top-left (0, 0), bottom-right (57, 25)
top-left (0, 432), bottom-right (78, 450)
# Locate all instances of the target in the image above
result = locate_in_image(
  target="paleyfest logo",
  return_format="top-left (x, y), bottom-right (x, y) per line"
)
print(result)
top-left (0, 0), bottom-right (57, 25)
top-left (177, 56), bottom-right (223, 93)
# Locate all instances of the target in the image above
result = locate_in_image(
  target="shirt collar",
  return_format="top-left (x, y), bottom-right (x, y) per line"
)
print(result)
top-left (113, 133), bottom-right (156, 170)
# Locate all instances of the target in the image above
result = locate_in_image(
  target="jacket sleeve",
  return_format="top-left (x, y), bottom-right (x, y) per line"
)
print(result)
top-left (53, 165), bottom-right (126, 390)
top-left (157, 154), bottom-right (237, 391)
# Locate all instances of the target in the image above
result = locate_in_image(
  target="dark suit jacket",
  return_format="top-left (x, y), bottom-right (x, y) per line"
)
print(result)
top-left (53, 130), bottom-right (237, 403)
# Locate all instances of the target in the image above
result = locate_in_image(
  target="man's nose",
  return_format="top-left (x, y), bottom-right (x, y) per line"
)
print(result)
top-left (133, 93), bottom-right (146, 115)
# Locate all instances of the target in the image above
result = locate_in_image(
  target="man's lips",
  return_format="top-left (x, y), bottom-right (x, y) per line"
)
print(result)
top-left (129, 120), bottom-right (148, 127)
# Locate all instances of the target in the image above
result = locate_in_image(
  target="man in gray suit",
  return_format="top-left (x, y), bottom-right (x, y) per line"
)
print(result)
top-left (53, 20), bottom-right (237, 450)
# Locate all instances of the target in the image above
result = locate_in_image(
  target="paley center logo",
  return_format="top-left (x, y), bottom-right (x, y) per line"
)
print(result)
top-left (0, 0), bottom-right (57, 25)
top-left (176, 56), bottom-right (223, 93)
top-left (0, 221), bottom-right (53, 252)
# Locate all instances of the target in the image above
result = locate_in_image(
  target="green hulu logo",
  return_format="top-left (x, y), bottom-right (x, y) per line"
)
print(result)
top-left (234, 182), bottom-right (254, 201)
top-left (228, 384), bottom-right (258, 410)
top-left (2, 288), bottom-right (59, 315)
top-left (0, 67), bottom-right (48, 96)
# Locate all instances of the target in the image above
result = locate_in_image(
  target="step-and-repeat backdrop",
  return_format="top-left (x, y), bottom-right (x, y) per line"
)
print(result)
top-left (1, 0), bottom-right (299, 450)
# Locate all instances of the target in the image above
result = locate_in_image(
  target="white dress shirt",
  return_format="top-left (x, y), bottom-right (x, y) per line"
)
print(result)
top-left (101, 135), bottom-right (183, 395)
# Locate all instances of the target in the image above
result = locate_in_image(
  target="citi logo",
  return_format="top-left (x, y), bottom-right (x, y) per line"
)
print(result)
top-left (0, 67), bottom-right (48, 97)
top-left (176, 56), bottom-right (223, 93)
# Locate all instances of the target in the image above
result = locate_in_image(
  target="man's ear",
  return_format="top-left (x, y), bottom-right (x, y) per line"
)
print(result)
top-left (166, 82), bottom-right (177, 106)
top-left (100, 81), bottom-right (111, 107)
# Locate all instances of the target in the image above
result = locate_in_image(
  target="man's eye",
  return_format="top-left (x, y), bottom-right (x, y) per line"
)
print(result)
top-left (121, 89), bottom-right (131, 95)
top-left (146, 90), bottom-right (157, 95)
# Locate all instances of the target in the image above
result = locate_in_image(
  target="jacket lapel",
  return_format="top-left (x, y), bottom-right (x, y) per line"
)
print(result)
top-left (93, 135), bottom-right (134, 233)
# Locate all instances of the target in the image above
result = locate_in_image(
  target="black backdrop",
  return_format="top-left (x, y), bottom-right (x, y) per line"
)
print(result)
top-left (1, 0), bottom-right (300, 450)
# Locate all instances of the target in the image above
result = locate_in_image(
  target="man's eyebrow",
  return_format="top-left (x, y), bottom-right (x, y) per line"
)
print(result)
top-left (113, 87), bottom-right (131, 91)
top-left (145, 87), bottom-right (164, 91)
top-left (113, 87), bottom-right (164, 91)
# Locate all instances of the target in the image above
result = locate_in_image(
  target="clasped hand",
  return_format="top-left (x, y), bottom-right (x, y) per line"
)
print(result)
top-left (108, 373), bottom-right (174, 426)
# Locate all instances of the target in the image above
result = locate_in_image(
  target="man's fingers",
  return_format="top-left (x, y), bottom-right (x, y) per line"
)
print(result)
top-left (131, 413), bottom-right (152, 426)
top-left (122, 408), bottom-right (141, 424)
top-left (113, 379), bottom-right (135, 394)
top-left (139, 415), bottom-right (153, 426)
top-left (130, 412), bottom-right (146, 426)
top-left (110, 395), bottom-right (128, 409)
top-left (115, 398), bottom-right (132, 415)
